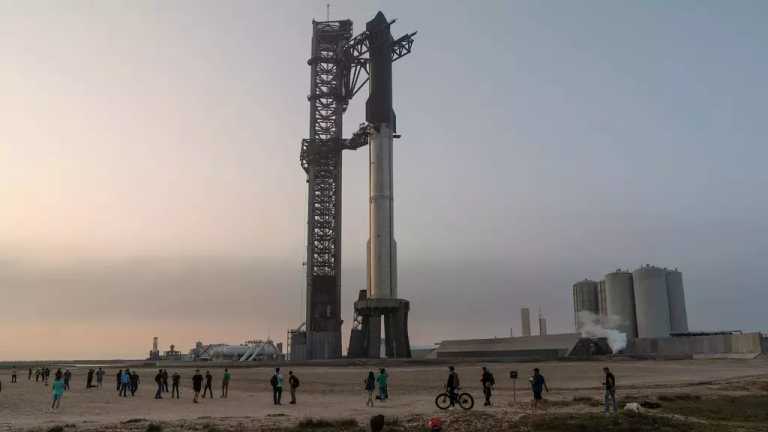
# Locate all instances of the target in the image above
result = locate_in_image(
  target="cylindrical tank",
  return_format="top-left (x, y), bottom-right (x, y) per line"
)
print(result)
top-left (598, 280), bottom-right (607, 316)
top-left (604, 270), bottom-right (637, 338)
top-left (633, 265), bottom-right (671, 338)
top-left (666, 269), bottom-right (688, 333)
top-left (573, 280), bottom-right (599, 332)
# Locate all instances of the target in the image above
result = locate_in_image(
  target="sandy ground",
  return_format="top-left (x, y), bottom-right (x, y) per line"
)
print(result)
top-left (1, 358), bottom-right (767, 431)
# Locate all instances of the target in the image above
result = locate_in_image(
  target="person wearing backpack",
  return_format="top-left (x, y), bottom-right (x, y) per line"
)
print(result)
top-left (481, 366), bottom-right (495, 406)
top-left (288, 370), bottom-right (299, 404)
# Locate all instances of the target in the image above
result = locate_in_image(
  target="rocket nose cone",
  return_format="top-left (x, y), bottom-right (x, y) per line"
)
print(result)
top-left (367, 11), bottom-right (389, 30)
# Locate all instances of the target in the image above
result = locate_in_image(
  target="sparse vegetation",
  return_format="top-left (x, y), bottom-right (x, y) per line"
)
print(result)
top-left (145, 423), bottom-right (163, 432)
top-left (572, 395), bottom-right (602, 407)
top-left (292, 417), bottom-right (361, 431)
top-left (122, 418), bottom-right (147, 424)
top-left (660, 394), bottom-right (768, 423)
top-left (657, 393), bottom-right (702, 402)
top-left (47, 427), bottom-right (65, 432)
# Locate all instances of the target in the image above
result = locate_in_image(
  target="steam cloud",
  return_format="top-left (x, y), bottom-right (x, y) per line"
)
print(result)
top-left (577, 311), bottom-right (627, 352)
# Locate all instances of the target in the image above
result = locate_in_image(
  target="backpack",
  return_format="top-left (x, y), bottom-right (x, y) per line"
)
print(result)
top-left (270, 375), bottom-right (277, 388)
top-left (293, 376), bottom-right (300, 388)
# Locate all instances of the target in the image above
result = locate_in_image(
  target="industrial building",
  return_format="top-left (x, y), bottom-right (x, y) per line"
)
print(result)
top-left (190, 340), bottom-right (283, 362)
top-left (436, 334), bottom-right (611, 360)
top-left (573, 265), bottom-right (688, 339)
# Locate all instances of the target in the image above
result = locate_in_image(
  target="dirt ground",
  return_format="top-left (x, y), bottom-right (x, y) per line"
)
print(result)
top-left (1, 357), bottom-right (767, 431)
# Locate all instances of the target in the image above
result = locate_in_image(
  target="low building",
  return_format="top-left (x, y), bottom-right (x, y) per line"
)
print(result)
top-left (436, 333), bottom-right (603, 360)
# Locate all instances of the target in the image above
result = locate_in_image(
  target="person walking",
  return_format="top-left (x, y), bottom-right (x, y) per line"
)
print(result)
top-left (202, 370), bottom-right (214, 399)
top-left (130, 370), bottom-right (140, 396)
top-left (171, 371), bottom-right (181, 399)
top-left (96, 368), bottom-right (104, 389)
top-left (221, 368), bottom-right (231, 399)
top-left (365, 371), bottom-right (376, 407)
top-left (154, 369), bottom-right (164, 399)
top-left (51, 375), bottom-right (65, 410)
top-left (63, 369), bottom-right (71, 391)
top-left (11, 367), bottom-right (16, 383)
top-left (446, 366), bottom-right (460, 408)
top-left (162, 369), bottom-right (169, 393)
top-left (603, 367), bottom-right (617, 414)
top-left (270, 368), bottom-right (284, 405)
top-left (481, 366), bottom-right (495, 406)
top-left (288, 371), bottom-right (299, 404)
top-left (192, 370), bottom-right (203, 403)
top-left (376, 368), bottom-right (389, 401)
top-left (530, 368), bottom-right (550, 413)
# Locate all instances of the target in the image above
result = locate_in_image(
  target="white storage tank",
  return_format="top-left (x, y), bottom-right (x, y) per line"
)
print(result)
top-left (573, 279), bottom-right (599, 331)
top-left (604, 270), bottom-right (637, 338)
top-left (633, 265), bottom-right (672, 338)
top-left (666, 269), bottom-right (688, 333)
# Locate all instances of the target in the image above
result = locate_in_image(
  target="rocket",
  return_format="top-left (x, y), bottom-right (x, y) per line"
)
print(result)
top-left (366, 11), bottom-right (397, 300)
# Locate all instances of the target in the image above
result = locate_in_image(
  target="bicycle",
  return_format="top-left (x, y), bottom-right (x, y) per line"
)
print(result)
top-left (435, 388), bottom-right (474, 410)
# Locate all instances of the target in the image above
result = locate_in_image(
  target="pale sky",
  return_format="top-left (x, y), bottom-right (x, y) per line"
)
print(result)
top-left (1, 0), bottom-right (766, 360)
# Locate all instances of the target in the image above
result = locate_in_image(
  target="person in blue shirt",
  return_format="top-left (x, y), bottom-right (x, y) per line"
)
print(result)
top-left (51, 377), bottom-right (65, 410)
top-left (530, 368), bottom-right (549, 413)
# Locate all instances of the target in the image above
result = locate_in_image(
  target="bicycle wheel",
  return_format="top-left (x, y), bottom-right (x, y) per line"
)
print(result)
top-left (458, 392), bottom-right (474, 410)
top-left (435, 393), bottom-right (452, 410)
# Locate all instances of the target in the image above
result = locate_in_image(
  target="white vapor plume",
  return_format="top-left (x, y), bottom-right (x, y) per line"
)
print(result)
top-left (577, 311), bottom-right (627, 352)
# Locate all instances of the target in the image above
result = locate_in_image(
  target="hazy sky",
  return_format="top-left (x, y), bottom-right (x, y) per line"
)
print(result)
top-left (1, 0), bottom-right (767, 360)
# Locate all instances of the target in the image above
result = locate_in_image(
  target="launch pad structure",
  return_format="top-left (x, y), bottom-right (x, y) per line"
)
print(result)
top-left (291, 12), bottom-right (416, 360)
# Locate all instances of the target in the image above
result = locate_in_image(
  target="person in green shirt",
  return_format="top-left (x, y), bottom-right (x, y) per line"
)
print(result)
top-left (376, 368), bottom-right (389, 401)
top-left (51, 377), bottom-right (65, 410)
top-left (221, 368), bottom-right (231, 398)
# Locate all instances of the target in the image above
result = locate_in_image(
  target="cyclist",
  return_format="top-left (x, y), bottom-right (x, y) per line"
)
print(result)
top-left (446, 366), bottom-right (460, 407)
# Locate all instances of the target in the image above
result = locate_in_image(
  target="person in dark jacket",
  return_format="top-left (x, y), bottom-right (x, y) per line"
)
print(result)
top-left (603, 367), bottom-right (617, 414)
top-left (288, 370), bottom-right (299, 404)
top-left (130, 370), bottom-right (140, 396)
top-left (161, 369), bottom-right (169, 392)
top-left (116, 369), bottom-right (123, 391)
top-left (530, 368), bottom-right (550, 413)
top-left (202, 370), bottom-right (214, 399)
top-left (192, 369), bottom-right (203, 403)
top-left (446, 366), bottom-right (460, 407)
top-left (63, 369), bottom-right (71, 391)
top-left (171, 371), bottom-right (181, 399)
top-left (365, 371), bottom-right (376, 407)
top-left (481, 367), bottom-right (495, 406)
top-left (154, 369), bottom-right (164, 399)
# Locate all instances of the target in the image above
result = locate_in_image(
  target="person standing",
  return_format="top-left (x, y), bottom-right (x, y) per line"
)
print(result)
top-left (171, 371), bottom-right (181, 399)
top-left (154, 369), bottom-right (164, 399)
top-left (288, 371), bottom-right (299, 404)
top-left (11, 367), bottom-right (16, 383)
top-left (28, 367), bottom-right (32, 381)
top-left (161, 369), bottom-right (169, 393)
top-left (446, 366), bottom-right (460, 408)
top-left (530, 368), bottom-right (550, 413)
top-left (376, 368), bottom-right (389, 401)
top-left (63, 369), bottom-right (71, 391)
top-left (481, 367), bottom-right (495, 406)
top-left (96, 368), bottom-right (104, 389)
top-left (192, 369), bottom-right (203, 403)
top-left (221, 368), bottom-right (231, 399)
top-left (51, 375), bottom-right (65, 410)
top-left (119, 369), bottom-right (130, 397)
top-left (270, 368), bottom-right (283, 405)
top-left (365, 371), bottom-right (376, 407)
top-left (130, 370), bottom-right (140, 396)
top-left (202, 370), bottom-right (214, 399)
top-left (116, 369), bottom-right (123, 391)
top-left (603, 367), bottom-right (617, 414)
top-left (86, 368), bottom-right (95, 388)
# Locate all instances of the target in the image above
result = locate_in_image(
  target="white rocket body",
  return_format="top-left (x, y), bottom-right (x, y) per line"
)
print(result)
top-left (367, 124), bottom-right (397, 300)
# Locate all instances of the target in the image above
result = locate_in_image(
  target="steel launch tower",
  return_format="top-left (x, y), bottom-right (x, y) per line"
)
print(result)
top-left (296, 12), bottom-right (415, 360)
